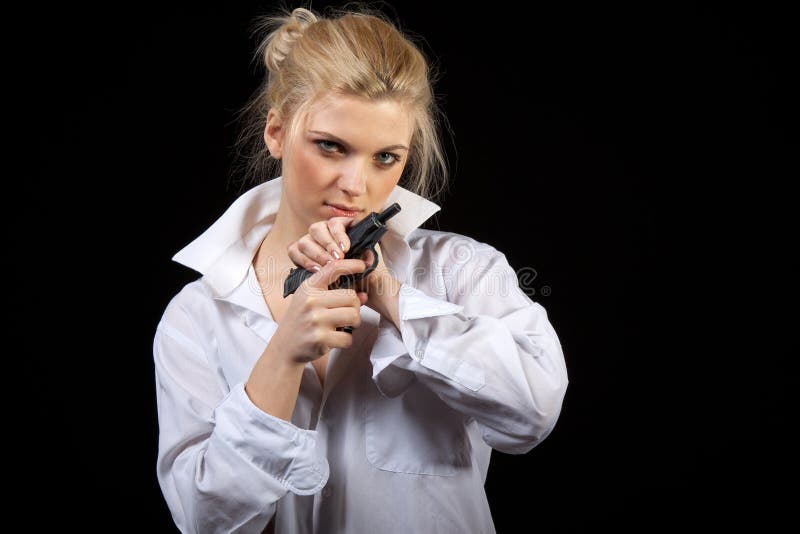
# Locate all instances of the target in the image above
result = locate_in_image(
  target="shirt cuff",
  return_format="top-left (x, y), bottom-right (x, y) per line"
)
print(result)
top-left (368, 284), bottom-right (485, 397)
top-left (213, 382), bottom-right (330, 495)
top-left (399, 282), bottom-right (464, 320)
top-left (369, 315), bottom-right (417, 398)
top-left (400, 284), bottom-right (486, 391)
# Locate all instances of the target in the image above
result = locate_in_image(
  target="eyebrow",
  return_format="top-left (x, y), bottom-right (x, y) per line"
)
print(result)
top-left (307, 130), bottom-right (409, 152)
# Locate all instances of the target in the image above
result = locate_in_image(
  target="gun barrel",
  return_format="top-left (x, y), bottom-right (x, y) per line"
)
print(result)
top-left (378, 203), bottom-right (401, 224)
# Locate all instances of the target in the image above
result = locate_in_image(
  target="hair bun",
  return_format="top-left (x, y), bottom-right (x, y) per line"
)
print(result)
top-left (261, 7), bottom-right (318, 74)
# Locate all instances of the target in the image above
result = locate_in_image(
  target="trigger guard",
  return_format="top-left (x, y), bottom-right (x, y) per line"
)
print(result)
top-left (335, 246), bottom-right (380, 288)
top-left (361, 245), bottom-right (379, 277)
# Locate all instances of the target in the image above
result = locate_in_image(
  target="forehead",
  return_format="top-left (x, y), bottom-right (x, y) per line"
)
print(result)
top-left (302, 92), bottom-right (414, 144)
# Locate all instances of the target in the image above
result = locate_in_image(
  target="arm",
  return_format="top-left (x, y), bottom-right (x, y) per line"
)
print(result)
top-left (153, 296), bottom-right (328, 534)
top-left (245, 335), bottom-right (306, 423)
top-left (368, 239), bottom-right (569, 455)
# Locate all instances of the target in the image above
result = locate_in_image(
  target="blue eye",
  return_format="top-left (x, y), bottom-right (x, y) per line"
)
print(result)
top-left (376, 152), bottom-right (399, 166)
top-left (317, 140), bottom-right (340, 152)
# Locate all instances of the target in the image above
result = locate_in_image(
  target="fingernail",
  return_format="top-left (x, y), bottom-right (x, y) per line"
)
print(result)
top-left (340, 241), bottom-right (345, 252)
top-left (312, 265), bottom-right (321, 272)
top-left (332, 250), bottom-right (340, 260)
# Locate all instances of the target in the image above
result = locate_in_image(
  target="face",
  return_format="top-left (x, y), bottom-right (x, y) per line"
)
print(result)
top-left (264, 92), bottom-right (414, 232)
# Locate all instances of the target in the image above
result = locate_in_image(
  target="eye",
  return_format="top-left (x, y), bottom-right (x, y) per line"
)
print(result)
top-left (314, 139), bottom-right (401, 167)
top-left (376, 152), bottom-right (401, 166)
top-left (316, 140), bottom-right (341, 153)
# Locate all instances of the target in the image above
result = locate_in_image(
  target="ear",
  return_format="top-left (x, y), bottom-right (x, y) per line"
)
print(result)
top-left (264, 108), bottom-right (284, 159)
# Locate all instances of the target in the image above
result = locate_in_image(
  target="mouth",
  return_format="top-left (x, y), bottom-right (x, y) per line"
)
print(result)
top-left (325, 203), bottom-right (363, 216)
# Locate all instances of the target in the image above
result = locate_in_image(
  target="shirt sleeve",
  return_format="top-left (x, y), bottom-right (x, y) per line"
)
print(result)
top-left (153, 296), bottom-right (329, 534)
top-left (369, 240), bottom-right (569, 455)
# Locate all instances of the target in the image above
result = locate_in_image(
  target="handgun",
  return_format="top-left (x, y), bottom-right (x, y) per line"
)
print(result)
top-left (282, 202), bottom-right (402, 334)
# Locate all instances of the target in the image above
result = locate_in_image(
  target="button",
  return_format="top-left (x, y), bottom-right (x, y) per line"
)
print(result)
top-left (322, 486), bottom-right (332, 498)
top-left (415, 349), bottom-right (424, 361)
top-left (240, 313), bottom-right (248, 325)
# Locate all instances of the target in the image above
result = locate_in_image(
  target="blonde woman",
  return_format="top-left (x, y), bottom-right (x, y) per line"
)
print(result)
top-left (153, 4), bottom-right (568, 533)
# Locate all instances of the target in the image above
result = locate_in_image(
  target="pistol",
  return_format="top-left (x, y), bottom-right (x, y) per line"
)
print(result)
top-left (282, 202), bottom-right (402, 334)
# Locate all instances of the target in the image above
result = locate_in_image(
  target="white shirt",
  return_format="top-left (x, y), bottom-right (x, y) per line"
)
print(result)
top-left (153, 176), bottom-right (569, 534)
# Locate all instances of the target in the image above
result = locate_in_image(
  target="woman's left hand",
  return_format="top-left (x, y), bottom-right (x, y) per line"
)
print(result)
top-left (353, 242), bottom-right (402, 328)
top-left (353, 242), bottom-right (392, 291)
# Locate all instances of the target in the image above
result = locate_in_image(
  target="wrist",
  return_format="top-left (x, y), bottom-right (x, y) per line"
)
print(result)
top-left (368, 273), bottom-right (401, 330)
top-left (265, 329), bottom-right (307, 368)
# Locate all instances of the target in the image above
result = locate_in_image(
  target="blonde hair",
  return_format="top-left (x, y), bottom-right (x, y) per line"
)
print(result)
top-left (227, 2), bottom-right (452, 204)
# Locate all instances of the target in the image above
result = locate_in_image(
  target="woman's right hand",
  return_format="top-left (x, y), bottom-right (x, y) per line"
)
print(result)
top-left (271, 258), bottom-right (369, 365)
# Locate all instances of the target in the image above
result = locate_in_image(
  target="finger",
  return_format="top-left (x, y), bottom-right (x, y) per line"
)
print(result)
top-left (327, 216), bottom-right (357, 254)
top-left (304, 258), bottom-right (368, 290)
top-left (360, 248), bottom-right (376, 269)
top-left (325, 330), bottom-right (357, 347)
top-left (353, 277), bottom-right (369, 294)
top-left (309, 220), bottom-right (346, 260)
top-left (317, 307), bottom-right (362, 329)
top-left (293, 235), bottom-right (337, 268)
top-left (321, 288), bottom-right (362, 309)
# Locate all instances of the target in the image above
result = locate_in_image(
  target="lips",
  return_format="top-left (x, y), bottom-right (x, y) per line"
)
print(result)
top-left (326, 203), bottom-right (362, 212)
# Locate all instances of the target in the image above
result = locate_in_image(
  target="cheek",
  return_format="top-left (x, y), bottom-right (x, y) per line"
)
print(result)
top-left (369, 175), bottom-right (402, 210)
top-left (288, 146), bottom-right (324, 195)
top-left (377, 181), bottom-right (396, 199)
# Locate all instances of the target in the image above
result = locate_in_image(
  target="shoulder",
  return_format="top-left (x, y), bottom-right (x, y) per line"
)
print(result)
top-left (405, 227), bottom-right (505, 267)
top-left (157, 277), bottom-right (217, 337)
top-left (404, 230), bottom-right (542, 312)
top-left (406, 227), bottom-right (498, 253)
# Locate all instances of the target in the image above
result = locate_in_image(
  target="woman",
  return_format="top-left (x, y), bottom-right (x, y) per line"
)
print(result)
top-left (154, 5), bottom-right (568, 533)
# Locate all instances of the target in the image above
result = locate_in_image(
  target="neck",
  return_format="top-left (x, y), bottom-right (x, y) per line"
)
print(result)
top-left (265, 204), bottom-right (307, 252)
top-left (253, 197), bottom-right (309, 285)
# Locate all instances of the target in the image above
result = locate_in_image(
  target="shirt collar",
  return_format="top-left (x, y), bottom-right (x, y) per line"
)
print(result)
top-left (171, 176), bottom-right (441, 300)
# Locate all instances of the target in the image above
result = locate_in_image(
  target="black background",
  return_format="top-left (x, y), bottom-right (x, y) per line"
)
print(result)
top-left (12, 0), bottom-right (796, 532)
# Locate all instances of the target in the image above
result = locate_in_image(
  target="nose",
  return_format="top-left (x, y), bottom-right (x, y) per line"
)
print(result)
top-left (336, 159), bottom-right (368, 196)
